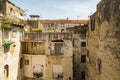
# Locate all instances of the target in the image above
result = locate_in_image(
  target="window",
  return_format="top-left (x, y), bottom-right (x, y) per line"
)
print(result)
top-left (73, 40), bottom-right (78, 48)
top-left (55, 43), bottom-right (63, 55)
top-left (81, 71), bottom-right (85, 80)
top-left (4, 31), bottom-right (9, 40)
top-left (12, 30), bottom-right (17, 38)
top-left (81, 55), bottom-right (86, 63)
top-left (25, 59), bottom-right (29, 65)
top-left (23, 43), bottom-right (28, 53)
top-left (20, 58), bottom-right (23, 69)
top-left (20, 13), bottom-right (23, 16)
top-left (72, 40), bottom-right (75, 47)
top-left (90, 19), bottom-right (95, 31)
top-left (10, 8), bottom-right (13, 13)
top-left (33, 42), bottom-right (41, 54)
top-left (4, 65), bottom-right (9, 78)
top-left (97, 59), bottom-right (102, 73)
top-left (81, 42), bottom-right (86, 47)
top-left (51, 23), bottom-right (54, 27)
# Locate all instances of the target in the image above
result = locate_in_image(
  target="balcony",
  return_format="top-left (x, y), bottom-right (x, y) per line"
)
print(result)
top-left (7, 15), bottom-right (25, 26)
top-left (22, 52), bottom-right (45, 55)
top-left (51, 51), bottom-right (63, 55)
top-left (20, 32), bottom-right (72, 42)
top-left (21, 33), bottom-right (46, 42)
top-left (79, 34), bottom-right (86, 39)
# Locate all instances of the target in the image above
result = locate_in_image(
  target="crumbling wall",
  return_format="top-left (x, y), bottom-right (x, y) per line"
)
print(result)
top-left (87, 0), bottom-right (120, 80)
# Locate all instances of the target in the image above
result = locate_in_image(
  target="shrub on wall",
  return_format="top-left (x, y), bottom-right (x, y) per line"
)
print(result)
top-left (1, 17), bottom-right (10, 29)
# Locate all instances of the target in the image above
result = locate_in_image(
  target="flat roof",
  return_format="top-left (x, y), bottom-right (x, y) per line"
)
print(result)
top-left (38, 20), bottom-right (89, 24)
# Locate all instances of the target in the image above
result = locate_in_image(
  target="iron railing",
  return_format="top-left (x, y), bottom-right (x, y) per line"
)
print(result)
top-left (51, 51), bottom-right (63, 55)
top-left (20, 32), bottom-right (72, 42)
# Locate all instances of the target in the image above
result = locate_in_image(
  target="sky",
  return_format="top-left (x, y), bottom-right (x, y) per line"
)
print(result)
top-left (9, 0), bottom-right (100, 20)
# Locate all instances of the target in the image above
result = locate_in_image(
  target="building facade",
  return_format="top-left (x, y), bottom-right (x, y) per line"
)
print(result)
top-left (19, 32), bottom-right (73, 80)
top-left (67, 24), bottom-right (89, 80)
top-left (87, 0), bottom-right (120, 80)
top-left (27, 19), bottom-right (88, 33)
top-left (0, 0), bottom-right (25, 80)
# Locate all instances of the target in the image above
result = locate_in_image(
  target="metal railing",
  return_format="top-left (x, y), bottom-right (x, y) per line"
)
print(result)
top-left (20, 32), bottom-right (72, 42)
top-left (51, 51), bottom-right (63, 55)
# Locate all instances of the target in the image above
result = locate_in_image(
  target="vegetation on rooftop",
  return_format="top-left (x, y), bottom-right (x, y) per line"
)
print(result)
top-left (32, 28), bottom-right (43, 32)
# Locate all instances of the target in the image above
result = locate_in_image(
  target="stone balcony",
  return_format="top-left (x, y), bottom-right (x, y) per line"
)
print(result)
top-left (7, 15), bottom-right (25, 26)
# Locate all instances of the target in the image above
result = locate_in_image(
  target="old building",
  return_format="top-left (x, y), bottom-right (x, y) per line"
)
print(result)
top-left (0, 0), bottom-right (24, 19)
top-left (87, 0), bottom-right (120, 80)
top-left (0, 0), bottom-right (25, 80)
top-left (22, 15), bottom-right (89, 80)
top-left (1, 0), bottom-right (120, 80)
top-left (27, 19), bottom-right (88, 33)
top-left (67, 23), bottom-right (89, 80)
top-left (19, 32), bottom-right (73, 80)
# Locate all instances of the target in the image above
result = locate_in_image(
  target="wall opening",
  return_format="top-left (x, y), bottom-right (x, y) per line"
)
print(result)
top-left (81, 42), bottom-right (86, 47)
top-left (97, 58), bottom-right (102, 74)
top-left (24, 59), bottom-right (29, 65)
top-left (81, 71), bottom-right (85, 80)
top-left (20, 58), bottom-right (23, 69)
top-left (4, 65), bottom-right (9, 78)
top-left (90, 19), bottom-right (95, 31)
top-left (51, 40), bottom-right (64, 42)
top-left (81, 55), bottom-right (86, 63)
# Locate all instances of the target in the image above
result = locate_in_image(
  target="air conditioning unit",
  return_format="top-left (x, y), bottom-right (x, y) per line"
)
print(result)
top-left (57, 74), bottom-right (63, 78)
top-left (54, 73), bottom-right (63, 78)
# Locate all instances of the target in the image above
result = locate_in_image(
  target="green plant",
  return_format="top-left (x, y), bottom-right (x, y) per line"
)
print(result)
top-left (1, 17), bottom-right (10, 29)
top-left (32, 28), bottom-right (42, 32)
top-left (52, 27), bottom-right (56, 32)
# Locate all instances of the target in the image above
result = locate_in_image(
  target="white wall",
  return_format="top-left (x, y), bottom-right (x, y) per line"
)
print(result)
top-left (23, 55), bottom-right (46, 78)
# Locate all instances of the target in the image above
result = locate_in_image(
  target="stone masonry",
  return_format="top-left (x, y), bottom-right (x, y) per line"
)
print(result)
top-left (87, 0), bottom-right (120, 80)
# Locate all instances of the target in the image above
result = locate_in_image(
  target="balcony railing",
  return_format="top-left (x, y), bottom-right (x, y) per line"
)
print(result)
top-left (22, 50), bottom-right (45, 55)
top-left (8, 15), bottom-right (24, 25)
top-left (51, 51), bottom-right (63, 55)
top-left (20, 32), bottom-right (72, 42)
top-left (79, 34), bottom-right (86, 39)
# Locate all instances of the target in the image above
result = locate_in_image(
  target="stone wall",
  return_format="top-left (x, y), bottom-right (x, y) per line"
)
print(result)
top-left (3, 27), bottom-right (23, 80)
top-left (87, 0), bottom-right (120, 80)
top-left (0, 28), bottom-right (4, 80)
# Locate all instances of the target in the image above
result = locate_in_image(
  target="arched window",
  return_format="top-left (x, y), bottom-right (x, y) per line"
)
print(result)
top-left (4, 65), bottom-right (9, 78)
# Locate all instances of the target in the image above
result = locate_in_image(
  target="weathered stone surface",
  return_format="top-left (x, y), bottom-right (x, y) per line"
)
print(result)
top-left (87, 0), bottom-right (120, 80)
